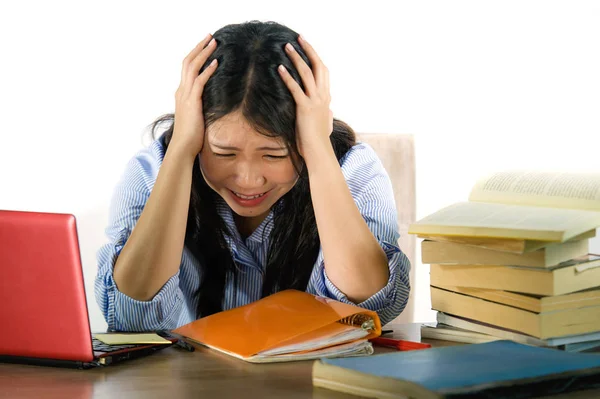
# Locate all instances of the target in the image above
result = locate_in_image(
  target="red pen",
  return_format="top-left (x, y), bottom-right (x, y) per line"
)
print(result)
top-left (369, 337), bottom-right (432, 351)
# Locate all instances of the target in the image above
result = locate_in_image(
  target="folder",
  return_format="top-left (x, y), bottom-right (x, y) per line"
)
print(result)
top-left (173, 289), bottom-right (381, 363)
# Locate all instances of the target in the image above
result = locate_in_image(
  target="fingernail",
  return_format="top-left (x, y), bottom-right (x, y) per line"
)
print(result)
top-left (278, 65), bottom-right (286, 73)
top-left (285, 43), bottom-right (295, 52)
top-left (298, 34), bottom-right (305, 42)
top-left (206, 33), bottom-right (212, 40)
top-left (209, 38), bottom-right (216, 47)
top-left (210, 59), bottom-right (217, 67)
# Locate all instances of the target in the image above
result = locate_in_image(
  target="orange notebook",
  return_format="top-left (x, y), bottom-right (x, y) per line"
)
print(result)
top-left (173, 289), bottom-right (382, 363)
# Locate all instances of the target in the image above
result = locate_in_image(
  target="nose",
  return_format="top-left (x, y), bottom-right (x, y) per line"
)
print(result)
top-left (234, 159), bottom-right (266, 190)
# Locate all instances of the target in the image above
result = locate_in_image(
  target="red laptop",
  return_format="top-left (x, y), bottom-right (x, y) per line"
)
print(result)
top-left (0, 209), bottom-right (179, 368)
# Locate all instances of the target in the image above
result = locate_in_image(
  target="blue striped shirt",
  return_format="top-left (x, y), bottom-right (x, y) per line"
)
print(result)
top-left (94, 136), bottom-right (411, 331)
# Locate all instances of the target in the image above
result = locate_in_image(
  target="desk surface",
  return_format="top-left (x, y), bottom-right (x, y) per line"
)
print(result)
top-left (1, 324), bottom-right (599, 399)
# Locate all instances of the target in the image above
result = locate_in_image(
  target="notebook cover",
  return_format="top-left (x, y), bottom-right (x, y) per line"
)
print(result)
top-left (173, 289), bottom-right (381, 358)
top-left (317, 340), bottom-right (600, 395)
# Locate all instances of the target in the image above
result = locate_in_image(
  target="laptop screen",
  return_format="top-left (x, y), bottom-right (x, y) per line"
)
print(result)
top-left (0, 210), bottom-right (94, 362)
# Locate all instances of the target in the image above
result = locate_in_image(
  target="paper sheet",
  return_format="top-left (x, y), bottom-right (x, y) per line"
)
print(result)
top-left (94, 333), bottom-right (171, 345)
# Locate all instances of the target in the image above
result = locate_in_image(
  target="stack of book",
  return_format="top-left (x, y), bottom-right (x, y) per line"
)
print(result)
top-left (409, 170), bottom-right (600, 352)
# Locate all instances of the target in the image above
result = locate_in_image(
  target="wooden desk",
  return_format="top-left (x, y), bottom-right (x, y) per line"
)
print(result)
top-left (1, 345), bottom-right (358, 399)
top-left (1, 325), bottom-right (599, 399)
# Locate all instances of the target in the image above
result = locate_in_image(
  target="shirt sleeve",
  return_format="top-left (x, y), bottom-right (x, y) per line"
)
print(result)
top-left (94, 142), bottom-right (185, 332)
top-left (306, 143), bottom-right (411, 326)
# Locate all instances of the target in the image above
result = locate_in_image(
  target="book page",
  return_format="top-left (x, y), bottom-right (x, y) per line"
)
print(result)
top-left (409, 202), bottom-right (600, 241)
top-left (257, 323), bottom-right (369, 356)
top-left (468, 171), bottom-right (600, 211)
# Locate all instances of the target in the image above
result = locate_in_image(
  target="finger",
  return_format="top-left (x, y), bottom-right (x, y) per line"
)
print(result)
top-left (184, 38), bottom-right (217, 95)
top-left (181, 34), bottom-right (213, 83)
top-left (298, 35), bottom-right (329, 90)
top-left (278, 64), bottom-right (307, 104)
top-left (190, 59), bottom-right (218, 100)
top-left (284, 43), bottom-right (317, 96)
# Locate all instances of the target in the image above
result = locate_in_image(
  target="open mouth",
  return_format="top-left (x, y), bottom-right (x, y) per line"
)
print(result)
top-left (231, 191), bottom-right (268, 200)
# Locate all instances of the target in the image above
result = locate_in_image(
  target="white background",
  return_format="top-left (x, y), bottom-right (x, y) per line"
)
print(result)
top-left (1, 1), bottom-right (599, 332)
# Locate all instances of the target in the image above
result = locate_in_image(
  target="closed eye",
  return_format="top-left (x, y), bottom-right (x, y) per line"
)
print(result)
top-left (214, 153), bottom-right (235, 157)
top-left (264, 155), bottom-right (288, 159)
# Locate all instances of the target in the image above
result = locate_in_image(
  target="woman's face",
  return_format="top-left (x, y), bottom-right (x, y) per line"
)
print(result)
top-left (199, 110), bottom-right (299, 222)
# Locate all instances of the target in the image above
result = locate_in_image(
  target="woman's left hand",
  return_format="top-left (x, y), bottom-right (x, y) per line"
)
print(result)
top-left (278, 36), bottom-right (334, 160)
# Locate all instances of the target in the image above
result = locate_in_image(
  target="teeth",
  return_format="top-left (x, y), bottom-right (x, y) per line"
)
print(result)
top-left (234, 192), bottom-right (265, 200)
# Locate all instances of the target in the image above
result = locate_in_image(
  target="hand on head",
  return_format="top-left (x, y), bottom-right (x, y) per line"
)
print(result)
top-left (170, 34), bottom-right (219, 159)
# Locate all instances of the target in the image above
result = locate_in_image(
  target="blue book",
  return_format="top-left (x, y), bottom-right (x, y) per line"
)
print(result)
top-left (312, 341), bottom-right (600, 398)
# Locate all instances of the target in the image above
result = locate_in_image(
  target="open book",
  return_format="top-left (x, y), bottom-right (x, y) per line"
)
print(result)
top-left (409, 171), bottom-right (600, 242)
top-left (172, 290), bottom-right (381, 363)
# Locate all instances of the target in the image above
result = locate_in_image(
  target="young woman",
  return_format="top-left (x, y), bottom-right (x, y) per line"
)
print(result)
top-left (95, 21), bottom-right (410, 332)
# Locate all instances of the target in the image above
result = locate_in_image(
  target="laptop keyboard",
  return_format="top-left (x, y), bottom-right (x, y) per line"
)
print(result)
top-left (92, 338), bottom-right (141, 353)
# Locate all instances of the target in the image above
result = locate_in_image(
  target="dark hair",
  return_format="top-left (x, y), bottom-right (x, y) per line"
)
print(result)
top-left (150, 21), bottom-right (356, 318)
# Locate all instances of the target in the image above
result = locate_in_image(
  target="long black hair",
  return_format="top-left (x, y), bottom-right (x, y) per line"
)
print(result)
top-left (150, 21), bottom-right (356, 318)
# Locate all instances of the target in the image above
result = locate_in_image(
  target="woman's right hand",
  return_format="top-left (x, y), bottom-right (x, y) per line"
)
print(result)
top-left (170, 34), bottom-right (218, 159)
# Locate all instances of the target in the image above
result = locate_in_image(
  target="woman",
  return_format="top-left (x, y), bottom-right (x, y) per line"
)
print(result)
top-left (95, 21), bottom-right (410, 331)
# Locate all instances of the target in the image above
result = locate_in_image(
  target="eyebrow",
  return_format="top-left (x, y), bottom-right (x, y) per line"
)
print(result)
top-left (211, 143), bottom-right (288, 151)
